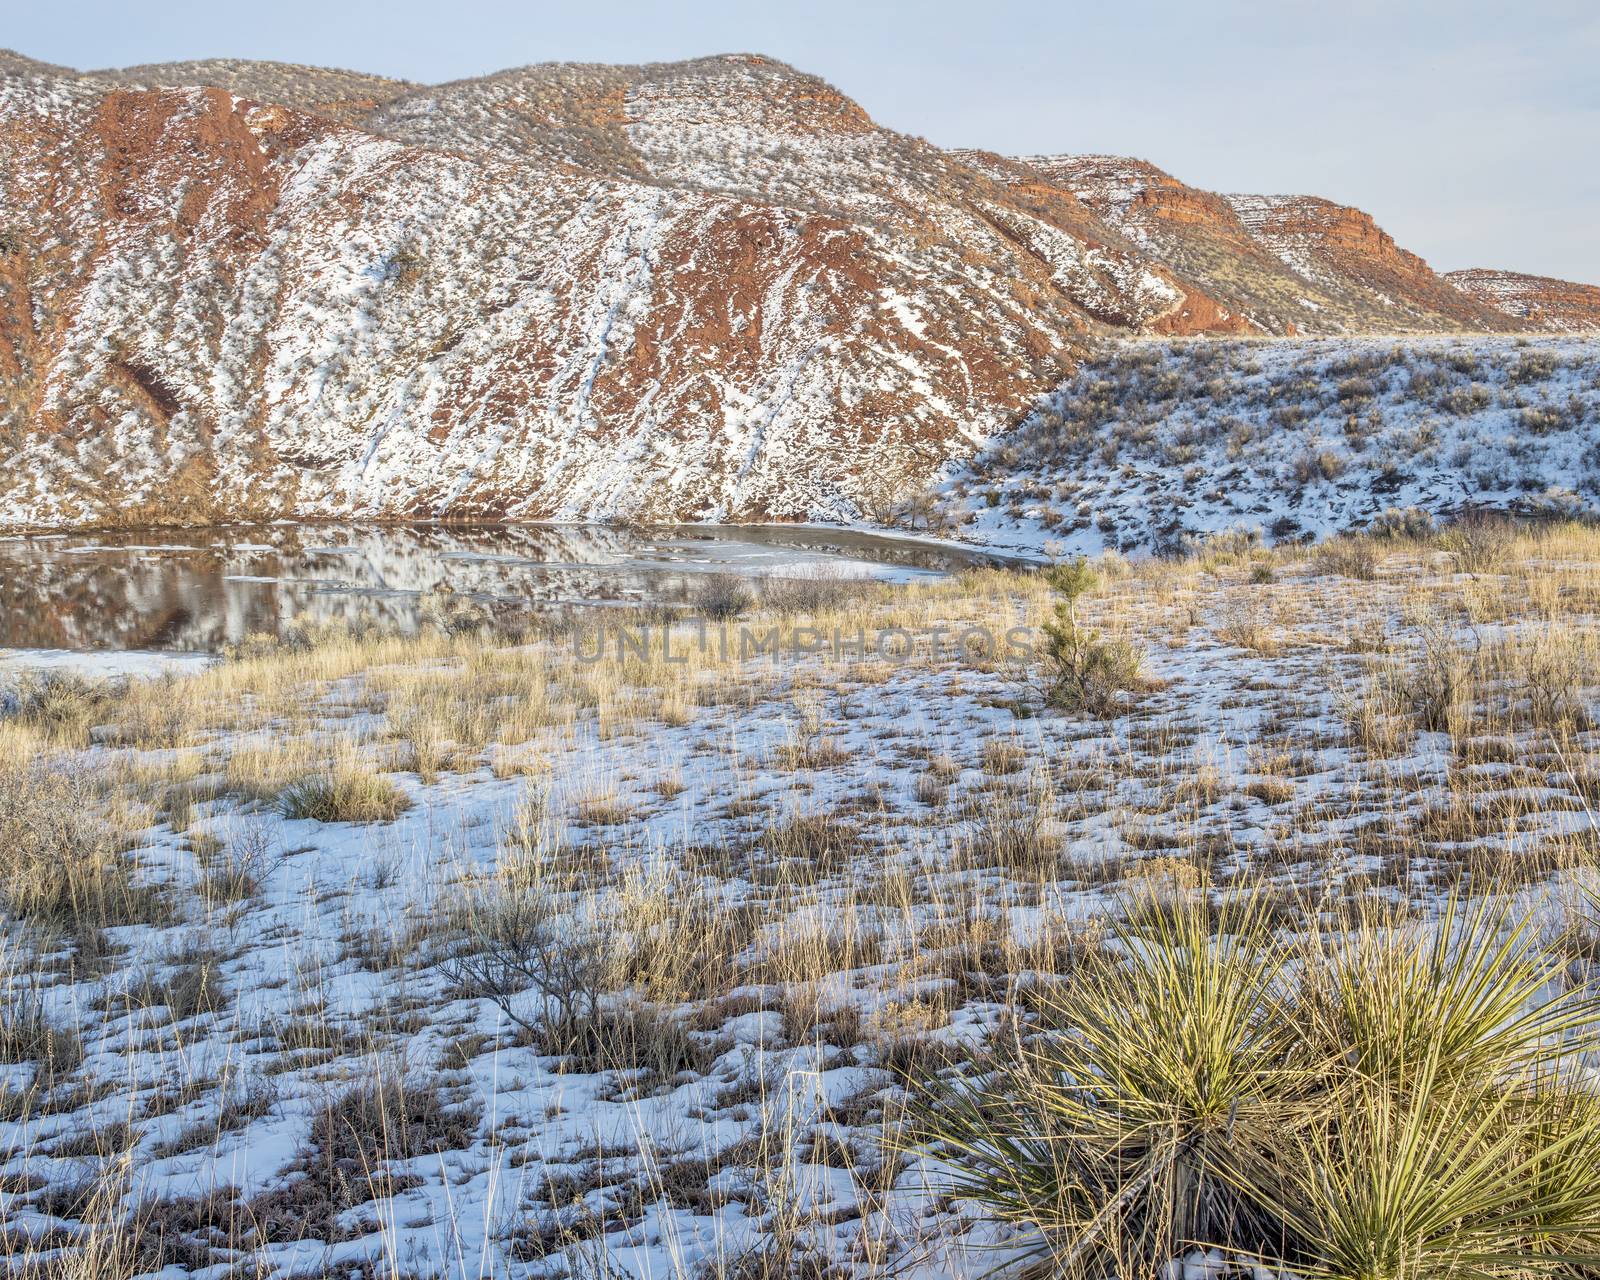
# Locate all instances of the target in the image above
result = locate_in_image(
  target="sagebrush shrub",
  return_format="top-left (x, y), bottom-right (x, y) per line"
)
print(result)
top-left (692, 572), bottom-right (754, 621)
top-left (1367, 506), bottom-right (1436, 540)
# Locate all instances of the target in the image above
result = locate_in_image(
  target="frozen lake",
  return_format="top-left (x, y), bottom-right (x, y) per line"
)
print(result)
top-left (0, 522), bottom-right (991, 655)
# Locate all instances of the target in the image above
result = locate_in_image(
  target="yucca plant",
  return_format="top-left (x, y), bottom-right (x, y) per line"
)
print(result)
top-left (1509, 1079), bottom-right (1600, 1267)
top-left (917, 891), bottom-right (1316, 1274)
top-left (914, 890), bottom-right (1600, 1278)
top-left (1266, 1051), bottom-right (1600, 1280)
top-left (1306, 896), bottom-right (1598, 1091)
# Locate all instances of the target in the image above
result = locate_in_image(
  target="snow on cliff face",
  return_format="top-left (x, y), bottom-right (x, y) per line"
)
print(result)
top-left (1446, 269), bottom-right (1600, 335)
top-left (987, 155), bottom-right (1527, 338)
top-left (0, 50), bottom-right (1589, 532)
top-left (4, 52), bottom-right (1353, 532)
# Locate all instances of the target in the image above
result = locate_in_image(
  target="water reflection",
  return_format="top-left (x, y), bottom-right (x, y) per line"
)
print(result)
top-left (0, 523), bottom-right (985, 654)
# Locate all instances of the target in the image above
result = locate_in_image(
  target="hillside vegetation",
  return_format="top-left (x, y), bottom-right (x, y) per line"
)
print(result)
top-left (953, 336), bottom-right (1600, 556)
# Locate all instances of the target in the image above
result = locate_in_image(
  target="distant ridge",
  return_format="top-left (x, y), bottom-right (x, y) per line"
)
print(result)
top-left (1445, 268), bottom-right (1600, 334)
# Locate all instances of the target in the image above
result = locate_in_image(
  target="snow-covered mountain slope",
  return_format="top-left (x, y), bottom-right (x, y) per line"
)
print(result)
top-left (0, 50), bottom-right (1592, 532)
top-left (0, 52), bottom-right (1256, 531)
top-left (948, 337), bottom-right (1600, 558)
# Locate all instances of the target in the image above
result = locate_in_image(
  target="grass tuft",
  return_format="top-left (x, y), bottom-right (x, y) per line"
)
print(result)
top-left (276, 768), bottom-right (411, 824)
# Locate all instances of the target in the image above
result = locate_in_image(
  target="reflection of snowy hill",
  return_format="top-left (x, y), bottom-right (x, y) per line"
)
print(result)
top-left (0, 524), bottom-right (952, 652)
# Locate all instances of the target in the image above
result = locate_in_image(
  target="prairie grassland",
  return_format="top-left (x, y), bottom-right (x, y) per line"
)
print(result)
top-left (2, 522), bottom-right (1600, 1278)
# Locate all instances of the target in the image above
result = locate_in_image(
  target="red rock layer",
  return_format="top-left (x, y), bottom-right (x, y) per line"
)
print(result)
top-left (1446, 268), bottom-right (1600, 334)
top-left (995, 154), bottom-right (1528, 336)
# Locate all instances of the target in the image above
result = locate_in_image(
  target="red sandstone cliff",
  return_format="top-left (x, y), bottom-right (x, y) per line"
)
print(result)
top-left (984, 155), bottom-right (1527, 335)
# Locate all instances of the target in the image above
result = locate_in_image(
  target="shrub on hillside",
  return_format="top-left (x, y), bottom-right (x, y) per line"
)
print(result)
top-left (1437, 514), bottom-right (1517, 575)
top-left (1316, 535), bottom-right (1379, 580)
top-left (1519, 404), bottom-right (1571, 434)
top-left (1367, 506), bottom-right (1436, 540)
top-left (692, 572), bottom-right (754, 621)
top-left (760, 567), bottom-right (864, 614)
top-left (1440, 384), bottom-right (1492, 415)
top-left (1290, 448), bottom-right (1347, 485)
top-left (1510, 351), bottom-right (1560, 384)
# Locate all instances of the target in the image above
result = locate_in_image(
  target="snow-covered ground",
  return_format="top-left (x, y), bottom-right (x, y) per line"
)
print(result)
top-left (0, 649), bottom-right (213, 679)
top-left (944, 336), bottom-right (1600, 559)
top-left (3, 535), bottom-right (1598, 1277)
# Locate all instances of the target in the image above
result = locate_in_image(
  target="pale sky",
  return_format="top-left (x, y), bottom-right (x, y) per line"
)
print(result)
top-left (10, 0), bottom-right (1597, 284)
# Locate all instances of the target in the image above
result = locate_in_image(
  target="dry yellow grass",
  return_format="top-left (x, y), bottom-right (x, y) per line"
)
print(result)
top-left (3, 516), bottom-right (1600, 1278)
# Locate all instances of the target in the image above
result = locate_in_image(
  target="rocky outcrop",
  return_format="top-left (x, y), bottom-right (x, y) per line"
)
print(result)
top-left (1221, 194), bottom-right (1509, 327)
top-left (0, 54), bottom-right (1105, 529)
top-left (1446, 269), bottom-right (1600, 334)
top-left (0, 51), bottom-right (1281, 530)
top-left (1228, 194), bottom-right (1424, 273)
top-left (989, 155), bottom-right (1525, 336)
top-left (949, 150), bottom-right (1253, 336)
